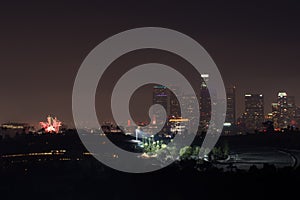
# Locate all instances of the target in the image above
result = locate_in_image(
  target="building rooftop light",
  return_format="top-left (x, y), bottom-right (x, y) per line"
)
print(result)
top-left (278, 92), bottom-right (287, 97)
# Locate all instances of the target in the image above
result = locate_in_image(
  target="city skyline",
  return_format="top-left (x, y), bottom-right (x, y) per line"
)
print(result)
top-left (1, 84), bottom-right (299, 132)
top-left (1, 1), bottom-right (300, 127)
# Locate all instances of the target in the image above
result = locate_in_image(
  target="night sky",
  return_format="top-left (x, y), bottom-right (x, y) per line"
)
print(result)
top-left (1, 1), bottom-right (300, 127)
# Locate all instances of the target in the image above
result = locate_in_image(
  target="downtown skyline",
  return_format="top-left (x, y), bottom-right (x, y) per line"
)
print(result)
top-left (1, 1), bottom-right (300, 126)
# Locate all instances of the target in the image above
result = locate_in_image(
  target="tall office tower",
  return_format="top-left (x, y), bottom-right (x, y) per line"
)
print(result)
top-left (153, 85), bottom-right (170, 118)
top-left (271, 102), bottom-right (279, 128)
top-left (272, 92), bottom-right (294, 129)
top-left (169, 86), bottom-right (181, 118)
top-left (278, 92), bottom-right (289, 128)
top-left (181, 94), bottom-right (199, 129)
top-left (152, 85), bottom-right (181, 119)
top-left (181, 95), bottom-right (198, 118)
top-left (225, 86), bottom-right (236, 125)
top-left (243, 93), bottom-right (264, 131)
top-left (199, 74), bottom-right (211, 130)
top-left (288, 95), bottom-right (296, 123)
top-left (295, 107), bottom-right (300, 127)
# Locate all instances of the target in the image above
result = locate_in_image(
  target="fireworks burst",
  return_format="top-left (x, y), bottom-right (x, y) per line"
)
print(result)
top-left (40, 115), bottom-right (62, 133)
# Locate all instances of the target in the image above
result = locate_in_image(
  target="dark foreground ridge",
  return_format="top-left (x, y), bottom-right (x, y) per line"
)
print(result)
top-left (1, 130), bottom-right (300, 200)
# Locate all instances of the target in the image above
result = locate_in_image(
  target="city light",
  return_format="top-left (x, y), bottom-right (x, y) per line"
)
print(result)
top-left (278, 92), bottom-right (288, 97)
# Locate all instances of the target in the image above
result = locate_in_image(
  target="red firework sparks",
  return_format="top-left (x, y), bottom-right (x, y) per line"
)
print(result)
top-left (40, 115), bottom-right (62, 133)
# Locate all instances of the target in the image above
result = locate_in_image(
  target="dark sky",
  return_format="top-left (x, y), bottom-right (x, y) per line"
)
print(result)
top-left (1, 1), bottom-right (300, 127)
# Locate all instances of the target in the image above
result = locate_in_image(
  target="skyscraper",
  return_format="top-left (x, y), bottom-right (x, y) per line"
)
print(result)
top-left (153, 85), bottom-right (170, 118)
top-left (225, 86), bottom-right (236, 125)
top-left (272, 92), bottom-right (295, 129)
top-left (287, 95), bottom-right (296, 125)
top-left (242, 93), bottom-right (264, 131)
top-left (152, 85), bottom-right (181, 119)
top-left (181, 94), bottom-right (199, 130)
top-left (199, 74), bottom-right (211, 130)
top-left (169, 86), bottom-right (181, 118)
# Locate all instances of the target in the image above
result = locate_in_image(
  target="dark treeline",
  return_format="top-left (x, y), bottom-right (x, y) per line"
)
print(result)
top-left (2, 130), bottom-right (300, 199)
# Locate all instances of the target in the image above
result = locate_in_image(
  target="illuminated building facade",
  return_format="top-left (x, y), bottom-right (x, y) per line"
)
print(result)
top-left (152, 85), bottom-right (181, 119)
top-left (153, 85), bottom-right (170, 119)
top-left (169, 86), bottom-right (181, 118)
top-left (169, 117), bottom-right (189, 135)
top-left (272, 92), bottom-right (297, 129)
top-left (221, 86), bottom-right (237, 135)
top-left (277, 92), bottom-right (289, 128)
top-left (0, 122), bottom-right (34, 138)
top-left (242, 94), bottom-right (264, 131)
top-left (181, 94), bottom-right (199, 130)
top-left (225, 86), bottom-right (236, 125)
top-left (199, 74), bottom-right (211, 130)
